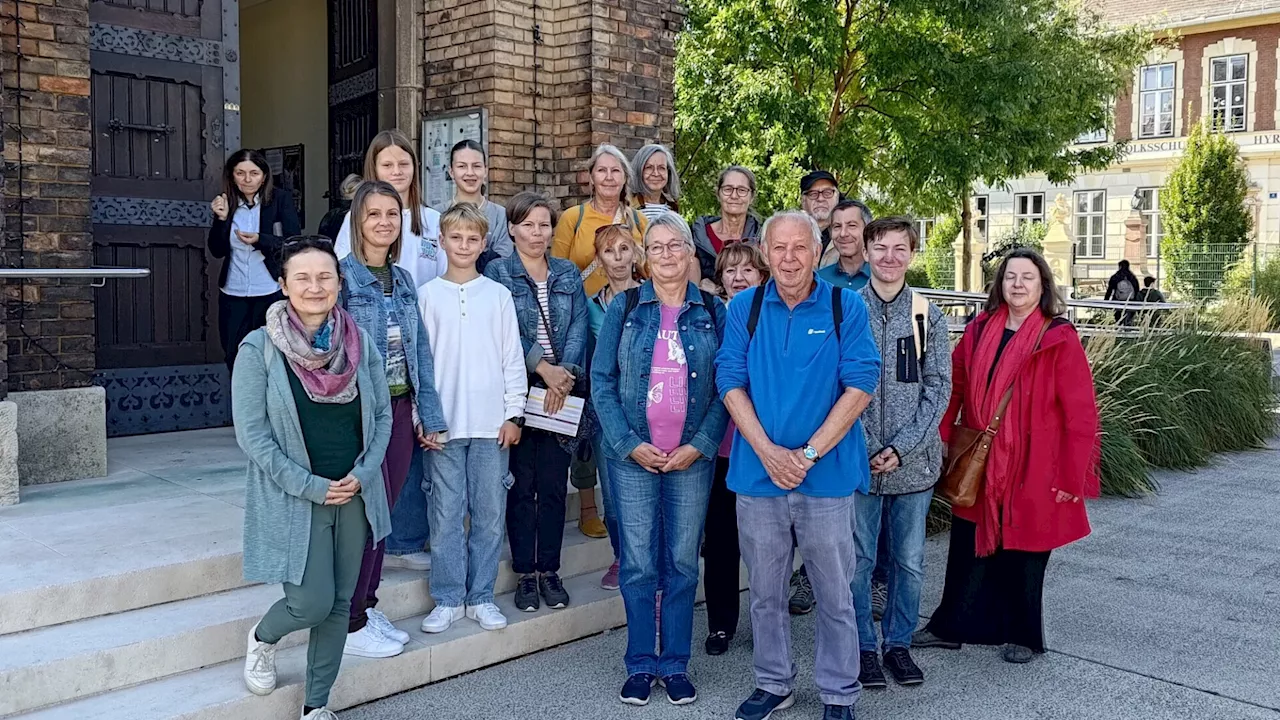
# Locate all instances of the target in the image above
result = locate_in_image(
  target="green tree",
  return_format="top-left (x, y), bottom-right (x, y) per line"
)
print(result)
top-left (1162, 120), bottom-right (1253, 301)
top-left (923, 215), bottom-right (959, 288)
top-left (675, 0), bottom-right (1152, 287)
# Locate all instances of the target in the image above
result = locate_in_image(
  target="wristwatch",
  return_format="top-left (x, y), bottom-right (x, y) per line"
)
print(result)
top-left (802, 444), bottom-right (820, 462)
top-left (507, 416), bottom-right (526, 429)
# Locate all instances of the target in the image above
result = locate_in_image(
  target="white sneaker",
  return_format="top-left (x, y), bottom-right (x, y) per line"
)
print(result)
top-left (466, 602), bottom-right (509, 631)
top-left (420, 604), bottom-right (464, 633)
top-left (366, 608), bottom-right (411, 644)
top-left (243, 623), bottom-right (277, 696)
top-left (383, 551), bottom-right (431, 571)
top-left (301, 708), bottom-right (338, 720)
top-left (343, 625), bottom-right (404, 658)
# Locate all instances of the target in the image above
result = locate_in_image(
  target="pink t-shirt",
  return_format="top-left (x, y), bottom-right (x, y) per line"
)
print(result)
top-left (646, 304), bottom-right (689, 454)
top-left (718, 420), bottom-right (737, 458)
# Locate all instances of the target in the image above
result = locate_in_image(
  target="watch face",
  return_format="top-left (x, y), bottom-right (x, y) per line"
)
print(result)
top-left (804, 446), bottom-right (818, 460)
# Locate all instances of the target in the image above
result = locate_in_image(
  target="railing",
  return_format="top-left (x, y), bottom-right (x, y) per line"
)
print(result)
top-left (0, 267), bottom-right (150, 287)
top-left (917, 288), bottom-right (1189, 336)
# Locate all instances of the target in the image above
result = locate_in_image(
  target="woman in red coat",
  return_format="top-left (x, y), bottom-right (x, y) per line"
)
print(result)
top-left (914, 248), bottom-right (1100, 664)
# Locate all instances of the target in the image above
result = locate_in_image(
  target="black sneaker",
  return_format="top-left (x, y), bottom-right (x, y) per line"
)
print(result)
top-left (822, 704), bottom-right (856, 720)
top-left (910, 629), bottom-right (961, 650)
top-left (1001, 644), bottom-right (1035, 664)
top-left (514, 574), bottom-right (539, 612)
top-left (659, 673), bottom-right (697, 705)
top-left (858, 650), bottom-right (887, 689)
top-left (882, 646), bottom-right (924, 685)
top-left (539, 571), bottom-right (570, 609)
top-left (619, 673), bottom-right (656, 705)
top-left (735, 688), bottom-right (795, 720)
top-left (788, 568), bottom-right (814, 615)
top-left (870, 579), bottom-right (888, 621)
top-left (705, 630), bottom-right (731, 656)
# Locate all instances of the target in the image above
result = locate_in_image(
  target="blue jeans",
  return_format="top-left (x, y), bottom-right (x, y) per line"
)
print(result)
top-left (852, 489), bottom-right (932, 651)
top-left (593, 437), bottom-right (620, 559)
top-left (387, 447), bottom-right (429, 555)
top-left (609, 456), bottom-right (712, 678)
top-left (427, 439), bottom-right (510, 607)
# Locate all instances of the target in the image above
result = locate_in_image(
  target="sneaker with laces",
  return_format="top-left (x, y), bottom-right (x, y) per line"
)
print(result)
top-left (601, 560), bottom-right (621, 590)
top-left (858, 650), bottom-right (887, 689)
top-left (366, 608), bottom-right (410, 644)
top-left (382, 551), bottom-right (431, 571)
top-left (788, 568), bottom-right (814, 615)
top-left (870, 580), bottom-right (888, 621)
top-left (539, 571), bottom-right (570, 609)
top-left (619, 673), bottom-right (656, 705)
top-left (705, 630), bottom-right (731, 656)
top-left (515, 574), bottom-right (540, 612)
top-left (301, 708), bottom-right (339, 720)
top-left (243, 624), bottom-right (277, 696)
top-left (343, 626), bottom-right (404, 658)
top-left (883, 646), bottom-right (924, 685)
top-left (420, 604), bottom-right (463, 633)
top-left (821, 704), bottom-right (856, 720)
top-left (659, 673), bottom-right (697, 705)
top-left (735, 688), bottom-right (795, 720)
top-left (466, 602), bottom-right (509, 630)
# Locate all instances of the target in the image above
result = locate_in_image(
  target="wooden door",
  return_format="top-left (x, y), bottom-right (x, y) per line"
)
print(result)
top-left (327, 0), bottom-right (378, 201)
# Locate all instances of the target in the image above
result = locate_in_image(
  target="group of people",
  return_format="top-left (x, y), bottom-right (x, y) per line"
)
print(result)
top-left (215, 133), bottom-right (1102, 720)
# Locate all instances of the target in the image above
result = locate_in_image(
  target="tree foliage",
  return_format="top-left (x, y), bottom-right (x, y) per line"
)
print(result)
top-left (1162, 120), bottom-right (1254, 301)
top-left (674, 0), bottom-right (1153, 219)
top-left (923, 214), bottom-right (959, 288)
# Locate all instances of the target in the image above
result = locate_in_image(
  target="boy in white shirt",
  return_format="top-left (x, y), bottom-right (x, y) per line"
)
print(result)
top-left (417, 204), bottom-right (528, 633)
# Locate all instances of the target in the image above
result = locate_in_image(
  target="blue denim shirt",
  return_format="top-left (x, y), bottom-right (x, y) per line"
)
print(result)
top-left (590, 281), bottom-right (729, 462)
top-left (484, 253), bottom-right (589, 376)
top-left (338, 254), bottom-right (447, 433)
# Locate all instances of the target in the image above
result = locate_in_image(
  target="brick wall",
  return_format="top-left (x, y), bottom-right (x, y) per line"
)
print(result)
top-left (1, 0), bottom-right (94, 392)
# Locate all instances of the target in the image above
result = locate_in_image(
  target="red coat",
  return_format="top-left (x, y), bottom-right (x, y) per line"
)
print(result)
top-left (940, 314), bottom-right (1100, 553)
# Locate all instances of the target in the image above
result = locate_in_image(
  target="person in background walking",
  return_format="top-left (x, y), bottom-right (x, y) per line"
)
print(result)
top-left (484, 192), bottom-right (590, 612)
top-left (692, 165), bottom-right (763, 293)
top-left (591, 213), bottom-right (728, 707)
top-left (851, 217), bottom-right (951, 690)
top-left (210, 148), bottom-right (301, 371)
top-left (1137, 276), bottom-right (1167, 326)
top-left (418, 204), bottom-right (527, 636)
top-left (318, 174), bottom-right (362, 242)
top-left (336, 130), bottom-right (448, 288)
top-left (630, 143), bottom-right (681, 222)
top-left (434, 139), bottom-right (514, 270)
top-left (915, 248), bottom-right (1100, 664)
top-left (799, 170), bottom-right (840, 265)
top-left (553, 143), bottom-right (649, 297)
top-left (702, 243), bottom-right (768, 658)
top-left (1104, 259), bottom-right (1140, 325)
top-left (716, 211), bottom-right (880, 720)
top-left (235, 236), bottom-right (392, 720)
top-left (337, 181), bottom-right (448, 660)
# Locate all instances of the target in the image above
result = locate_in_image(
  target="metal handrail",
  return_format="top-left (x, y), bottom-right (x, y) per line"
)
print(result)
top-left (916, 287), bottom-right (1186, 312)
top-left (0, 267), bottom-right (149, 287)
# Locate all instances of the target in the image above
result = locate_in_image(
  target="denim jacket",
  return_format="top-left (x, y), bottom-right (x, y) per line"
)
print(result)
top-left (483, 253), bottom-right (590, 377)
top-left (590, 281), bottom-right (729, 462)
top-left (338, 255), bottom-right (447, 433)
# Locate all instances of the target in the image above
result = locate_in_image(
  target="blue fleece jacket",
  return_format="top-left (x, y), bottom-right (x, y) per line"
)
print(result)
top-left (714, 276), bottom-right (881, 498)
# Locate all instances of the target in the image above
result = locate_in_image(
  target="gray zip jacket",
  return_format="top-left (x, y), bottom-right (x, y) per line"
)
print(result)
top-left (858, 283), bottom-right (952, 495)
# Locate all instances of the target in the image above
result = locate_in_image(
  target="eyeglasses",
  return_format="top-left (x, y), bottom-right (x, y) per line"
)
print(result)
top-left (720, 186), bottom-right (752, 198)
top-left (646, 241), bottom-right (689, 257)
top-left (284, 235), bottom-right (335, 248)
top-left (804, 188), bottom-right (838, 201)
top-left (643, 165), bottom-right (668, 175)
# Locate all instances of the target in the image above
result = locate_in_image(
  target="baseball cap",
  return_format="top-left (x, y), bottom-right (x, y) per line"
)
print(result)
top-left (800, 170), bottom-right (838, 194)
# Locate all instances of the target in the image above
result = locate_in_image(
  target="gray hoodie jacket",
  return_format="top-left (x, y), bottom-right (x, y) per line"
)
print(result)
top-left (858, 283), bottom-right (952, 495)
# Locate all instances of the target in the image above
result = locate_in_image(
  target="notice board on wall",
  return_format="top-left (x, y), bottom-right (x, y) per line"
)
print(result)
top-left (422, 111), bottom-right (485, 210)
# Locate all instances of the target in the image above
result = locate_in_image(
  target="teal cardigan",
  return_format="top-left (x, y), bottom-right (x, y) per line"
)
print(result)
top-left (233, 327), bottom-right (393, 585)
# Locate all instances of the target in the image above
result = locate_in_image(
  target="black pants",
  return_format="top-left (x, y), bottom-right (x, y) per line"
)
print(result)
top-left (219, 290), bottom-right (282, 372)
top-left (508, 428), bottom-right (571, 575)
top-left (925, 517), bottom-right (1051, 652)
top-left (702, 455), bottom-right (741, 636)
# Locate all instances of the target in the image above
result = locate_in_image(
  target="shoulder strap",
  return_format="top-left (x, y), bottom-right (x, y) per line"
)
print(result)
top-left (987, 318), bottom-right (1053, 434)
top-left (572, 203), bottom-right (587, 237)
top-left (622, 286), bottom-right (641, 322)
top-left (630, 208), bottom-right (642, 228)
top-left (699, 288), bottom-right (719, 328)
top-left (910, 289), bottom-right (929, 362)
top-left (831, 285), bottom-right (843, 343)
top-left (746, 286), bottom-right (766, 340)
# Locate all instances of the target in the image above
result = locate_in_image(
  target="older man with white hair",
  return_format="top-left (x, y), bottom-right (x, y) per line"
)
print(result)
top-left (715, 211), bottom-right (881, 720)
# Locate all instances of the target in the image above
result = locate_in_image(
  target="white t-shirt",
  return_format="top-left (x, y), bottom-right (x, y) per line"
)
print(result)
top-left (335, 205), bottom-right (448, 288)
top-left (417, 275), bottom-right (527, 439)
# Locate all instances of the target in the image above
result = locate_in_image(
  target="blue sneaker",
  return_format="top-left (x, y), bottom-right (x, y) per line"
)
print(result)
top-left (822, 704), bottom-right (856, 720)
top-left (659, 673), bottom-right (697, 705)
top-left (735, 688), bottom-right (795, 720)
top-left (619, 673), bottom-right (656, 706)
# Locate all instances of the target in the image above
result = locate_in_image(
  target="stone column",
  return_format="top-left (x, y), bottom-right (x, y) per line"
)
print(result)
top-left (1043, 193), bottom-right (1076, 297)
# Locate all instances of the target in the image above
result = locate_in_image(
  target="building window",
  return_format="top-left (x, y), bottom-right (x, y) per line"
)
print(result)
top-left (1014, 193), bottom-right (1044, 228)
top-left (1139, 63), bottom-right (1175, 138)
top-left (1210, 55), bottom-right (1248, 132)
top-left (1136, 188), bottom-right (1161, 258)
top-left (975, 195), bottom-right (988, 238)
top-left (1074, 190), bottom-right (1106, 259)
top-left (1076, 128), bottom-right (1107, 144)
top-left (917, 218), bottom-right (935, 246)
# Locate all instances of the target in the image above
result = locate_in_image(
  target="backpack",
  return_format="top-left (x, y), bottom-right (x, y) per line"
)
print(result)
top-left (746, 284), bottom-right (843, 343)
top-left (910, 289), bottom-right (930, 364)
top-left (1115, 277), bottom-right (1135, 301)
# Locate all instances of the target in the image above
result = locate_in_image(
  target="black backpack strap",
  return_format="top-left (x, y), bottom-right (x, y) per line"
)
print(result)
top-left (831, 285), bottom-right (843, 343)
top-left (746, 286), bottom-right (766, 340)
top-left (622, 286), bottom-right (641, 322)
top-left (699, 288), bottom-right (719, 328)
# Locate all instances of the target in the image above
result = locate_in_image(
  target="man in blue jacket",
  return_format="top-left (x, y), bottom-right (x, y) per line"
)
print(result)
top-left (716, 211), bottom-right (881, 720)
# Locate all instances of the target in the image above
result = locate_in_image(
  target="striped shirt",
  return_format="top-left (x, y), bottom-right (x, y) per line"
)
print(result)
top-left (638, 203), bottom-right (671, 223)
top-left (535, 280), bottom-right (554, 359)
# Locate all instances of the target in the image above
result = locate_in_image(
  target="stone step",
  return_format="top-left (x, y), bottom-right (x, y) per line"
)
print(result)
top-left (11, 570), bottom-right (625, 720)
top-left (0, 528), bottom-right (614, 716)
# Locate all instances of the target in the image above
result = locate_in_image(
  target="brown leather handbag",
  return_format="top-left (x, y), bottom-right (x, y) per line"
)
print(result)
top-left (938, 319), bottom-right (1050, 508)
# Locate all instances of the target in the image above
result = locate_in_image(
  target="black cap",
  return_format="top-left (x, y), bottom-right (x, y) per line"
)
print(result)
top-left (800, 170), bottom-right (838, 193)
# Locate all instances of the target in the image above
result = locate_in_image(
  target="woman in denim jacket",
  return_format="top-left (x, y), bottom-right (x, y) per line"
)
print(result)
top-left (589, 212), bottom-right (728, 707)
top-left (337, 181), bottom-right (448, 659)
top-left (483, 191), bottom-right (590, 612)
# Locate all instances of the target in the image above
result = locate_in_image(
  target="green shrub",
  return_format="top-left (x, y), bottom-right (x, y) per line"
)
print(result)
top-left (1223, 253), bottom-right (1280, 330)
top-left (924, 216), bottom-right (960, 289)
top-left (905, 262), bottom-right (932, 289)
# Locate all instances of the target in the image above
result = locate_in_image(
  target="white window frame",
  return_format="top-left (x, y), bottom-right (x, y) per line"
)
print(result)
top-left (1074, 190), bottom-right (1106, 259)
top-left (1136, 188), bottom-right (1161, 258)
top-left (975, 195), bottom-right (989, 238)
top-left (1014, 193), bottom-right (1044, 229)
top-left (1076, 128), bottom-right (1107, 144)
top-left (917, 218), bottom-right (935, 247)
top-left (1210, 54), bottom-right (1248, 132)
top-left (1138, 62), bottom-right (1176, 138)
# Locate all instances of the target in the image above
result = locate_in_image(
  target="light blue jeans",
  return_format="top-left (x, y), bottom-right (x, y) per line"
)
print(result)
top-left (387, 447), bottom-right (429, 555)
top-left (852, 489), bottom-right (932, 651)
top-left (427, 439), bottom-right (510, 607)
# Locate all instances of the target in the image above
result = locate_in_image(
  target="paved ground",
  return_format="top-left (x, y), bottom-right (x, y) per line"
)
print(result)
top-left (345, 442), bottom-right (1280, 720)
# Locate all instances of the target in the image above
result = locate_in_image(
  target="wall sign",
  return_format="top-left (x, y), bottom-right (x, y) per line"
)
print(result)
top-left (422, 111), bottom-right (486, 210)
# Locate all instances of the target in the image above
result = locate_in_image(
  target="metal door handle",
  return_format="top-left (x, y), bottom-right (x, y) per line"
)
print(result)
top-left (107, 118), bottom-right (175, 135)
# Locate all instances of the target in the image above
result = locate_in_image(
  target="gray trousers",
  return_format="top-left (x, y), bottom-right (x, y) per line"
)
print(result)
top-left (737, 493), bottom-right (861, 706)
top-left (257, 497), bottom-right (368, 709)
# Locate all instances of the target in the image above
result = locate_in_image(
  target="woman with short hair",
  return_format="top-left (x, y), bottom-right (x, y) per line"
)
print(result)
top-left (691, 166), bottom-right (762, 292)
